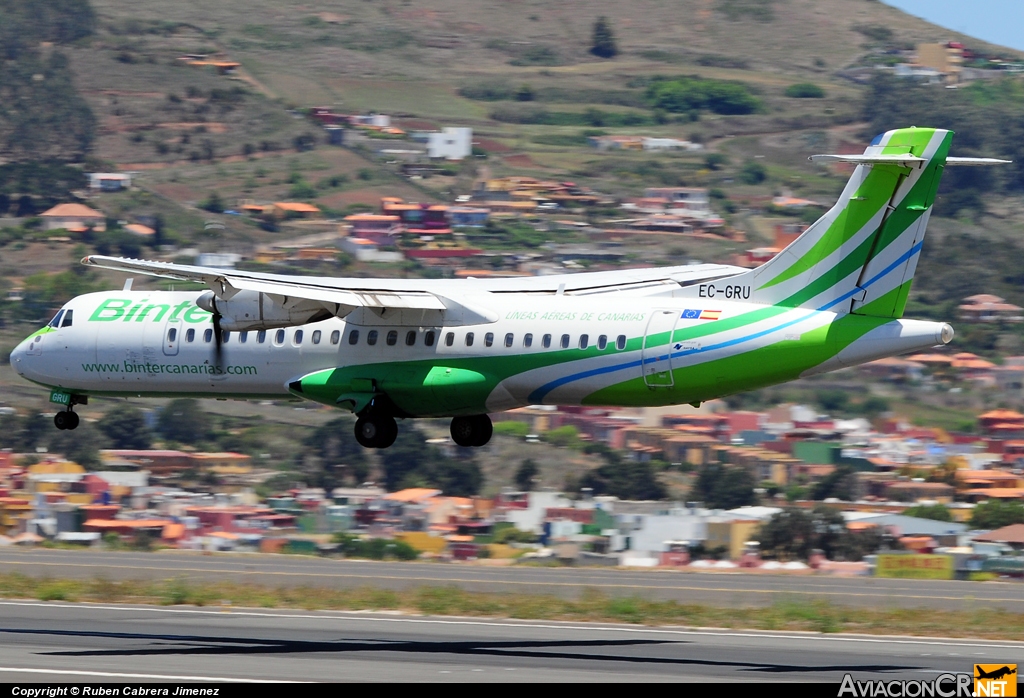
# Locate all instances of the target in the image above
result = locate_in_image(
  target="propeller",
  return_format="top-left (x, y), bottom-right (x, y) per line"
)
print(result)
top-left (211, 304), bottom-right (224, 367)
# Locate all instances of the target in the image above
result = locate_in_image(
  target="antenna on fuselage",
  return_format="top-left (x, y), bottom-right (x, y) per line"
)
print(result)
top-left (122, 278), bottom-right (133, 291)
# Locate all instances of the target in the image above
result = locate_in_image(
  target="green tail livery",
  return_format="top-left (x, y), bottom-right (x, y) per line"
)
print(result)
top-left (10, 127), bottom-right (1008, 448)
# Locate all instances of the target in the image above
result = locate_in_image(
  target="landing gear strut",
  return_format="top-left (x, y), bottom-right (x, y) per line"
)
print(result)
top-left (354, 414), bottom-right (398, 449)
top-left (450, 414), bottom-right (492, 447)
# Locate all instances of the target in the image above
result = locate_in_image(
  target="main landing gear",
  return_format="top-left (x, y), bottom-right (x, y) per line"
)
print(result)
top-left (54, 408), bottom-right (79, 431)
top-left (352, 414), bottom-right (494, 449)
top-left (354, 414), bottom-right (398, 449)
top-left (450, 414), bottom-right (493, 448)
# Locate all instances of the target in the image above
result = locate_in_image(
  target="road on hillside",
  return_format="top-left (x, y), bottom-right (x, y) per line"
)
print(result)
top-left (0, 548), bottom-right (1021, 611)
top-left (0, 600), bottom-right (1020, 683)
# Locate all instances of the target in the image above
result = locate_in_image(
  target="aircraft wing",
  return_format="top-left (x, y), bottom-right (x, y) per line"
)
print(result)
top-left (82, 255), bottom-right (447, 310)
top-left (81, 255), bottom-right (746, 306)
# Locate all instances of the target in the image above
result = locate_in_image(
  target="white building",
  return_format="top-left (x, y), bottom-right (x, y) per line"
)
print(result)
top-left (427, 127), bottom-right (472, 160)
top-left (88, 173), bottom-right (132, 191)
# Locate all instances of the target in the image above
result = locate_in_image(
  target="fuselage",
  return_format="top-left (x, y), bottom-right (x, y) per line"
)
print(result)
top-left (10, 289), bottom-right (952, 418)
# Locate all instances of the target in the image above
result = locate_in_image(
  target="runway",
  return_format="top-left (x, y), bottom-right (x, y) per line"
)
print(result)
top-left (0, 548), bottom-right (1022, 611)
top-left (0, 600), bottom-right (1021, 682)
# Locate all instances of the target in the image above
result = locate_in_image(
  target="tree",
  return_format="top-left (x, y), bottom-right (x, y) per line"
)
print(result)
top-left (693, 463), bottom-right (756, 509)
top-left (157, 398), bottom-right (210, 445)
top-left (98, 404), bottom-right (152, 450)
top-left (580, 450), bottom-right (667, 500)
top-left (756, 505), bottom-right (881, 561)
top-left (199, 191), bottom-right (223, 213)
top-left (378, 427), bottom-right (483, 496)
top-left (970, 500), bottom-right (1024, 530)
top-left (810, 465), bottom-right (857, 501)
top-left (514, 459), bottom-right (539, 491)
top-left (304, 417), bottom-right (367, 489)
top-left (590, 17), bottom-right (618, 59)
top-left (48, 420), bottom-right (108, 470)
top-left (903, 504), bottom-right (953, 522)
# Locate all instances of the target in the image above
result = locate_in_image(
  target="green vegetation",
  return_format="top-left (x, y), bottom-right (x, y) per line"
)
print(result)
top-left (514, 458), bottom-right (539, 491)
top-left (379, 427), bottom-right (482, 496)
top-left (757, 506), bottom-right (884, 562)
top-left (717, 0), bottom-right (776, 22)
top-left (646, 76), bottom-right (762, 116)
top-left (970, 500), bottom-right (1024, 530)
top-left (902, 504), bottom-right (953, 522)
top-left (157, 398), bottom-right (212, 445)
top-left (590, 17), bottom-right (618, 59)
top-left (785, 83), bottom-right (825, 99)
top-left (490, 106), bottom-right (654, 127)
top-left (331, 534), bottom-right (419, 561)
top-left (98, 404), bottom-right (153, 450)
top-left (1, 573), bottom-right (1023, 638)
top-left (0, 1), bottom-right (97, 162)
top-left (493, 421), bottom-right (531, 438)
top-left (693, 462), bottom-right (756, 509)
top-left (578, 449), bottom-right (668, 500)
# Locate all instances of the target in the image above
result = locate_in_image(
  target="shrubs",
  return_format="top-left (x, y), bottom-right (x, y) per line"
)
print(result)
top-left (332, 533), bottom-right (419, 561)
top-left (785, 83), bottom-right (825, 99)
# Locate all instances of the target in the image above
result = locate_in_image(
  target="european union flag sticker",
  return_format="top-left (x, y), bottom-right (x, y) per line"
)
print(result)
top-left (681, 309), bottom-right (701, 319)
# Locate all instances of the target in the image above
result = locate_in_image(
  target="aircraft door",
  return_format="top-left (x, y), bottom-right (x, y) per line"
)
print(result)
top-left (642, 309), bottom-right (679, 388)
top-left (163, 318), bottom-right (181, 356)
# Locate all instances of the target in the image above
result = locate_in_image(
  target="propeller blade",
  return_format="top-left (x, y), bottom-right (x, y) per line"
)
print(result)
top-left (211, 305), bottom-right (224, 366)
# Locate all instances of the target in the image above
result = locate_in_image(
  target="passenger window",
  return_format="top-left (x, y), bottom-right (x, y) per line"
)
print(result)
top-left (505, 333), bottom-right (514, 348)
top-left (579, 334), bottom-right (589, 349)
top-left (425, 330), bottom-right (436, 347)
top-left (560, 334), bottom-right (570, 349)
top-left (186, 328), bottom-right (195, 343)
top-left (524, 333), bottom-right (533, 348)
top-left (405, 330), bottom-right (416, 346)
top-left (293, 330), bottom-right (303, 346)
top-left (616, 334), bottom-right (626, 350)
top-left (204, 329), bottom-right (213, 343)
top-left (48, 310), bottom-right (64, 328)
top-left (61, 310), bottom-right (74, 327)
top-left (257, 330), bottom-right (266, 343)
top-left (445, 331), bottom-right (454, 347)
top-left (484, 332), bottom-right (494, 347)
top-left (239, 331), bottom-right (248, 344)
top-left (465, 332), bottom-right (474, 347)
top-left (167, 328), bottom-right (177, 343)
top-left (542, 334), bottom-right (551, 348)
top-left (598, 335), bottom-right (607, 350)
top-left (386, 330), bottom-right (398, 346)
top-left (275, 329), bottom-right (285, 345)
top-left (222, 331), bottom-right (230, 344)
top-left (330, 330), bottom-right (340, 345)
top-left (367, 330), bottom-right (378, 346)
top-left (312, 330), bottom-right (321, 345)
top-left (348, 329), bottom-right (359, 345)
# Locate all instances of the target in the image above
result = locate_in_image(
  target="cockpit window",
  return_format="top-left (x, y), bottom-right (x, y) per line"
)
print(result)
top-left (48, 310), bottom-right (65, 328)
top-left (61, 310), bottom-right (74, 328)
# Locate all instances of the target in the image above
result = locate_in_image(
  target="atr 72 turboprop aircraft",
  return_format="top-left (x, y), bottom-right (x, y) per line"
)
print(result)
top-left (9, 127), bottom-right (1009, 449)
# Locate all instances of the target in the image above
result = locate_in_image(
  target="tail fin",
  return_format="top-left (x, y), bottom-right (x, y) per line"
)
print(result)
top-left (725, 127), bottom-right (953, 318)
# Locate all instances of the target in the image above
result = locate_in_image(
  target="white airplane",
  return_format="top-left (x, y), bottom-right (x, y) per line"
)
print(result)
top-left (9, 128), bottom-right (1006, 449)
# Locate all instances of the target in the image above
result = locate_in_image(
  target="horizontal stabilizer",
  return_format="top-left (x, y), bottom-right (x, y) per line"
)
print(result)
top-left (809, 154), bottom-right (927, 167)
top-left (945, 157), bottom-right (1012, 166)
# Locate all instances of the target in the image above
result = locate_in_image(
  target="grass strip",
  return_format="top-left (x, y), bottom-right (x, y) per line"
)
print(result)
top-left (1, 572), bottom-right (1021, 639)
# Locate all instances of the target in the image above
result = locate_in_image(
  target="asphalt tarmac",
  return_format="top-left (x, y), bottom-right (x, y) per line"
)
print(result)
top-left (1, 600), bottom-right (1021, 682)
top-left (0, 548), bottom-right (1022, 611)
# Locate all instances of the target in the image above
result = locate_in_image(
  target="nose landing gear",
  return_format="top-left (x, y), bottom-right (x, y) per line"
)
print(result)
top-left (54, 409), bottom-right (79, 431)
top-left (354, 414), bottom-right (398, 449)
top-left (450, 414), bottom-right (493, 447)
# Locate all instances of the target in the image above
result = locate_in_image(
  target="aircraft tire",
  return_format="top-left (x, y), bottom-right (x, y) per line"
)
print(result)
top-left (354, 416), bottom-right (381, 448)
top-left (471, 414), bottom-right (492, 447)
top-left (377, 416), bottom-right (398, 449)
top-left (66, 411), bottom-right (80, 430)
top-left (54, 412), bottom-right (68, 430)
top-left (450, 416), bottom-right (476, 447)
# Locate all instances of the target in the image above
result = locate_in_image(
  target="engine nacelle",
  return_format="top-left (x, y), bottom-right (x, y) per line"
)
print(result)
top-left (196, 290), bottom-right (331, 331)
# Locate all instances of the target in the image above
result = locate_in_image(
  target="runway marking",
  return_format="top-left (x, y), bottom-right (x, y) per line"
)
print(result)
top-left (0, 561), bottom-right (1019, 605)
top-left (2, 601), bottom-right (1023, 650)
top-left (0, 666), bottom-right (303, 682)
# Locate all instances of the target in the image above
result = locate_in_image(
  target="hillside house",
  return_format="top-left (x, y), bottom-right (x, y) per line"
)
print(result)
top-left (272, 202), bottom-right (322, 220)
top-left (958, 294), bottom-right (1024, 323)
top-left (88, 173), bottom-right (132, 191)
top-left (40, 203), bottom-right (105, 232)
top-left (426, 127), bottom-right (472, 160)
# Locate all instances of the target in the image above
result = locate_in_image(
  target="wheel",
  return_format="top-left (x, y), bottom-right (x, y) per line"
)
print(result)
top-left (377, 417), bottom-right (398, 449)
top-left (450, 416), bottom-right (476, 447)
top-left (54, 412), bottom-right (68, 430)
top-left (66, 411), bottom-right (80, 430)
top-left (354, 416), bottom-right (380, 448)
top-left (354, 415), bottom-right (397, 448)
top-left (471, 414), bottom-right (492, 447)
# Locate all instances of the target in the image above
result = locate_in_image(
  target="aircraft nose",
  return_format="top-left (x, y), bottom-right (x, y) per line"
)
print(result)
top-left (9, 338), bottom-right (30, 377)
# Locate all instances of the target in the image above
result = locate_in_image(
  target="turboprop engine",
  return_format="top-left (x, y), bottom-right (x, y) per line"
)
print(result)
top-left (196, 290), bottom-right (332, 331)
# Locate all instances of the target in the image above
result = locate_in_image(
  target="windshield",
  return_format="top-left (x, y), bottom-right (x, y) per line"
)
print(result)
top-left (47, 310), bottom-right (65, 328)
